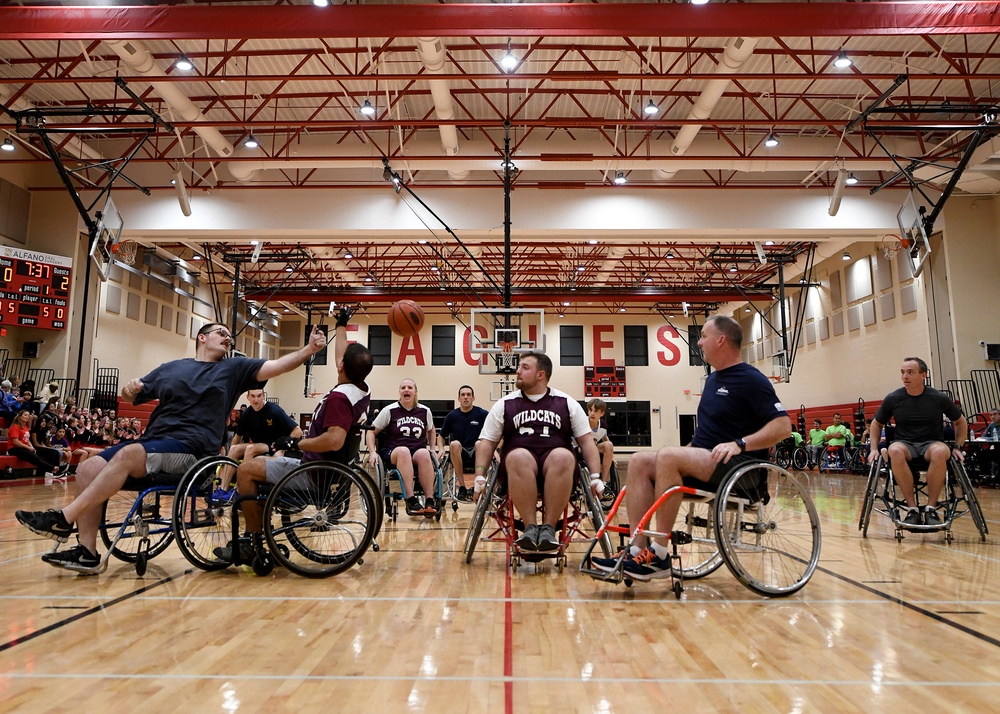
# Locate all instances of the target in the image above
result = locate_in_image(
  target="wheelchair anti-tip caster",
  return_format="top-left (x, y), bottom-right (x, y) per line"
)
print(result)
top-left (252, 552), bottom-right (274, 576)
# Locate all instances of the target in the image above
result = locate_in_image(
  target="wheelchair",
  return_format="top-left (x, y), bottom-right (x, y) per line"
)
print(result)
top-left (858, 447), bottom-right (988, 543)
top-left (818, 444), bottom-right (849, 472)
top-left (463, 455), bottom-right (613, 572)
top-left (172, 455), bottom-right (382, 577)
top-left (773, 438), bottom-right (809, 471)
top-left (437, 442), bottom-right (469, 509)
top-left (581, 460), bottom-right (822, 598)
top-left (370, 448), bottom-right (447, 522)
top-left (45, 455), bottom-right (218, 576)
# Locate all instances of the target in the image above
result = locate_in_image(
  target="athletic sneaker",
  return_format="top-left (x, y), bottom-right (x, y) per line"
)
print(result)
top-left (457, 486), bottom-right (472, 503)
top-left (591, 548), bottom-right (634, 572)
top-left (213, 538), bottom-right (255, 564)
top-left (903, 508), bottom-right (923, 527)
top-left (16, 509), bottom-right (72, 543)
top-left (41, 543), bottom-right (100, 572)
top-left (421, 498), bottom-right (440, 518)
top-left (923, 507), bottom-right (942, 526)
top-left (535, 524), bottom-right (560, 551)
top-left (404, 496), bottom-right (424, 517)
top-left (622, 547), bottom-right (672, 581)
top-left (515, 524), bottom-right (540, 551)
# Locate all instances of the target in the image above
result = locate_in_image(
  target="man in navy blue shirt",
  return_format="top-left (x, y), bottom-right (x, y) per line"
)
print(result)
top-left (594, 315), bottom-right (790, 580)
top-left (438, 385), bottom-right (489, 501)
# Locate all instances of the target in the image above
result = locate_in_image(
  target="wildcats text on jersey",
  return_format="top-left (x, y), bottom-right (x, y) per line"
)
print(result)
top-left (513, 409), bottom-right (563, 430)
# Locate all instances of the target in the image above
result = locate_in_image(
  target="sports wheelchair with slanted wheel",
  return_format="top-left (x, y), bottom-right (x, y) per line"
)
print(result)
top-left (172, 456), bottom-right (382, 577)
top-left (463, 455), bottom-right (612, 572)
top-left (581, 460), bottom-right (822, 598)
top-left (370, 449), bottom-right (447, 522)
top-left (858, 448), bottom-right (988, 543)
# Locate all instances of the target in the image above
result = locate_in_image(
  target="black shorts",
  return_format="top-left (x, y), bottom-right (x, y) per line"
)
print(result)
top-left (379, 445), bottom-right (425, 469)
top-left (682, 453), bottom-right (763, 494)
top-left (459, 446), bottom-right (475, 472)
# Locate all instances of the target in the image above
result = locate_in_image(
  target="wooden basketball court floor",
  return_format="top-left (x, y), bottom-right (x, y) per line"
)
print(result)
top-left (1, 470), bottom-right (998, 713)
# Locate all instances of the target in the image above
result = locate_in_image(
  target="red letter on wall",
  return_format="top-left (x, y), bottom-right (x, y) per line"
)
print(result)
top-left (592, 324), bottom-right (615, 367)
top-left (463, 326), bottom-right (488, 366)
top-left (656, 324), bottom-right (681, 366)
top-left (346, 324), bottom-right (359, 343)
top-left (397, 334), bottom-right (426, 366)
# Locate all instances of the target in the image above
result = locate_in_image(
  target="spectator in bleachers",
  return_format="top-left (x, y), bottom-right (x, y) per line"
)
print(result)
top-left (0, 380), bottom-right (17, 423)
top-left (37, 381), bottom-right (60, 405)
top-left (6, 409), bottom-right (63, 478)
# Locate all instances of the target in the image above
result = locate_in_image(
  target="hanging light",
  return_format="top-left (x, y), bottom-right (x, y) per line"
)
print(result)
top-left (312, 0), bottom-right (330, 6)
top-left (845, 172), bottom-right (859, 185)
top-left (243, 134), bottom-right (259, 149)
top-left (764, 133), bottom-right (780, 148)
top-left (613, 171), bottom-right (627, 185)
top-left (1, 138), bottom-right (14, 152)
top-left (174, 54), bottom-right (194, 71)
top-left (360, 99), bottom-right (376, 116)
top-left (842, 252), bottom-right (852, 261)
top-left (833, 51), bottom-right (853, 69)
top-left (644, 99), bottom-right (659, 116)
top-left (343, 251), bottom-right (353, 260)
top-left (500, 39), bottom-right (518, 72)
top-left (729, 265), bottom-right (738, 273)
top-left (744, 306), bottom-right (752, 313)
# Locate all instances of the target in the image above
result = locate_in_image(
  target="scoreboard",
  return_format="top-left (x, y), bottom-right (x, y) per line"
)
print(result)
top-left (584, 365), bottom-right (627, 402)
top-left (0, 246), bottom-right (72, 331)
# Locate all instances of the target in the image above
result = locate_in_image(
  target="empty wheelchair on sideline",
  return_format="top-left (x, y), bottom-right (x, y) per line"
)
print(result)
top-left (582, 460), bottom-right (822, 598)
top-left (172, 455), bottom-right (382, 577)
top-left (464, 456), bottom-right (612, 572)
top-left (859, 447), bottom-right (988, 543)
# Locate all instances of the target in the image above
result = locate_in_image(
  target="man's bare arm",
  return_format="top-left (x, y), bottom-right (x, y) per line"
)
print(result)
top-left (256, 325), bottom-right (327, 382)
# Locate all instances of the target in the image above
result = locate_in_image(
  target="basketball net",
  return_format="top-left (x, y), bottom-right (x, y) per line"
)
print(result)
top-left (111, 239), bottom-right (139, 266)
top-left (880, 233), bottom-right (907, 260)
top-left (497, 341), bottom-right (519, 373)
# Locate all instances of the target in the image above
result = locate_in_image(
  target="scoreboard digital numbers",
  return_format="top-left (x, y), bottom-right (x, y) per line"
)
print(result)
top-left (0, 246), bottom-right (72, 331)
top-left (584, 365), bottom-right (627, 402)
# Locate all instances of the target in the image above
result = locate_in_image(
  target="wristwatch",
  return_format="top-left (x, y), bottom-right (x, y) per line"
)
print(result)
top-left (735, 437), bottom-right (747, 453)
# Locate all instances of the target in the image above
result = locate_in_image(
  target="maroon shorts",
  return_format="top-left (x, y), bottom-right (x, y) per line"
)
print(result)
top-left (498, 446), bottom-right (575, 490)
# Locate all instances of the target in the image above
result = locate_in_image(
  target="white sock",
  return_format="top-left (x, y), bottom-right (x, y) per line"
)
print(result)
top-left (650, 541), bottom-right (670, 560)
top-left (628, 545), bottom-right (641, 557)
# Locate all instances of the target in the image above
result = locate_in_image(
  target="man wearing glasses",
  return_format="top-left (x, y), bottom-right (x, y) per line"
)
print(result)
top-left (16, 321), bottom-right (327, 572)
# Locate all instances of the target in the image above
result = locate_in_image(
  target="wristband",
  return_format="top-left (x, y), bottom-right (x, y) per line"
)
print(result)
top-left (589, 472), bottom-right (601, 481)
top-left (475, 465), bottom-right (486, 473)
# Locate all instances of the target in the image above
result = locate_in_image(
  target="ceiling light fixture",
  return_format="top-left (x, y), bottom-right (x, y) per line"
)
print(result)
top-left (175, 54), bottom-right (194, 71)
top-left (613, 171), bottom-right (627, 185)
top-left (360, 99), bottom-right (376, 116)
top-left (842, 251), bottom-right (852, 261)
top-left (690, 0), bottom-right (710, 5)
top-left (729, 265), bottom-right (738, 273)
top-left (644, 99), bottom-right (659, 116)
top-left (343, 251), bottom-right (353, 260)
top-left (764, 133), bottom-right (780, 148)
top-left (500, 39), bottom-right (518, 72)
top-left (243, 134), bottom-right (258, 149)
top-left (1, 138), bottom-right (14, 152)
top-left (833, 51), bottom-right (853, 69)
top-left (745, 306), bottom-right (752, 313)
top-left (312, 0), bottom-right (330, 6)
top-left (845, 172), bottom-right (859, 185)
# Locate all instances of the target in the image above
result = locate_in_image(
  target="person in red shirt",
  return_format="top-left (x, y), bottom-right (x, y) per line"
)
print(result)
top-left (7, 409), bottom-right (63, 478)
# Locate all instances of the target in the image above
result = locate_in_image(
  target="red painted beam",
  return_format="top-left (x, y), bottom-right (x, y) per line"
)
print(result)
top-left (244, 288), bottom-right (774, 305)
top-left (1, 3), bottom-right (999, 41)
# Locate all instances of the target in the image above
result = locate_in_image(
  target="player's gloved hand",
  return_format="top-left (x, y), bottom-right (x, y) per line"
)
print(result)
top-left (589, 472), bottom-right (605, 497)
top-left (335, 306), bottom-right (353, 328)
top-left (271, 436), bottom-right (301, 454)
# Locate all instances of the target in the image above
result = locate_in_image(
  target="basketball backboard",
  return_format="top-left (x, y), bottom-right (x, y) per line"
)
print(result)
top-left (896, 192), bottom-right (932, 278)
top-left (470, 307), bottom-right (546, 376)
top-left (89, 196), bottom-right (123, 282)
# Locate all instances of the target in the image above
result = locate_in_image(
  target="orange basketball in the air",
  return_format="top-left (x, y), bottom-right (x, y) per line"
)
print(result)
top-left (387, 299), bottom-right (425, 337)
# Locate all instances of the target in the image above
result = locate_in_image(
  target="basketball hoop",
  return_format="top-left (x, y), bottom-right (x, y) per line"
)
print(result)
top-left (496, 341), bottom-right (519, 374)
top-left (111, 239), bottom-right (139, 266)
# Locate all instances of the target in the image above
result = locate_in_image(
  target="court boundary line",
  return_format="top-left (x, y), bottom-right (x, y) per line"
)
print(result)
top-left (0, 569), bottom-right (193, 653)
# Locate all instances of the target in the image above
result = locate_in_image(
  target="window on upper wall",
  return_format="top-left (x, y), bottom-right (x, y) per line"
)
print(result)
top-left (588, 400), bottom-right (651, 448)
top-left (560, 325), bottom-right (584, 366)
top-left (688, 325), bottom-right (705, 367)
top-left (431, 324), bottom-right (456, 366)
top-left (623, 325), bottom-right (648, 366)
top-left (369, 325), bottom-right (392, 366)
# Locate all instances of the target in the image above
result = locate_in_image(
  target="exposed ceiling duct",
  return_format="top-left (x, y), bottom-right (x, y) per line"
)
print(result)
top-left (415, 37), bottom-right (468, 181)
top-left (656, 36), bottom-right (760, 181)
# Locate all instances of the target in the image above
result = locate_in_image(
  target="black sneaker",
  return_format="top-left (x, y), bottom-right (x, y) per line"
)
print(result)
top-left (41, 543), bottom-right (99, 572)
top-left (421, 498), bottom-right (440, 518)
top-left (515, 524), bottom-right (540, 551)
top-left (457, 486), bottom-right (472, 503)
top-left (622, 547), bottom-right (672, 581)
top-left (404, 496), bottom-right (424, 517)
top-left (903, 508), bottom-right (923, 527)
top-left (535, 524), bottom-right (560, 552)
top-left (213, 538), bottom-right (255, 564)
top-left (924, 507), bottom-right (942, 526)
top-left (16, 509), bottom-right (72, 543)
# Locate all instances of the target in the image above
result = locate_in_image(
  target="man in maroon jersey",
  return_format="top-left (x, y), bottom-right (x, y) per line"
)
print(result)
top-left (475, 350), bottom-right (601, 552)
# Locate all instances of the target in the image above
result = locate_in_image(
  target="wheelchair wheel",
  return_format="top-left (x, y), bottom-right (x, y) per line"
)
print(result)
top-left (600, 462), bottom-right (621, 508)
top-left (172, 455), bottom-right (240, 571)
top-left (773, 445), bottom-right (792, 470)
top-left (858, 455), bottom-right (882, 536)
top-left (714, 461), bottom-right (821, 597)
top-left (791, 448), bottom-right (809, 471)
top-left (263, 461), bottom-right (378, 578)
top-left (952, 459), bottom-right (989, 541)
top-left (578, 468), bottom-right (613, 559)
top-left (464, 462), bottom-right (500, 564)
top-left (671, 499), bottom-right (724, 580)
top-left (101, 487), bottom-right (175, 563)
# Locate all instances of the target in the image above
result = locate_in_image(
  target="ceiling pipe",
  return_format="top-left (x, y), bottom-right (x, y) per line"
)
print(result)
top-left (415, 37), bottom-right (468, 181)
top-left (657, 36), bottom-right (760, 181)
top-left (104, 39), bottom-right (235, 161)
